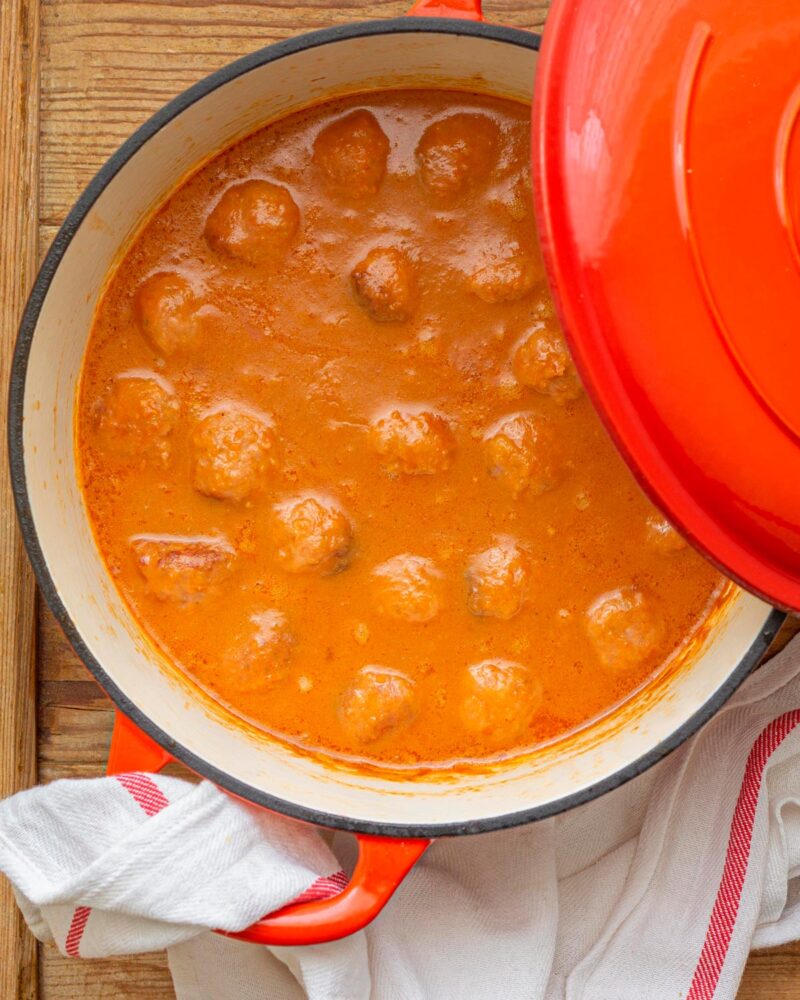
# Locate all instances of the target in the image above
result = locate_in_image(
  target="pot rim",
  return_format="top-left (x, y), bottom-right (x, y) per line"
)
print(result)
top-left (7, 15), bottom-right (786, 837)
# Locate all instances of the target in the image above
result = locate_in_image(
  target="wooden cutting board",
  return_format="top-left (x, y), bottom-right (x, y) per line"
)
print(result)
top-left (1, 1), bottom-right (799, 996)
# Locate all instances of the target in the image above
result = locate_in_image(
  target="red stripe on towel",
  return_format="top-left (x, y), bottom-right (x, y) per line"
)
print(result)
top-left (687, 708), bottom-right (800, 999)
top-left (291, 869), bottom-right (349, 905)
top-left (63, 774), bottom-right (169, 956)
top-left (115, 772), bottom-right (170, 817)
top-left (114, 773), bottom-right (348, 932)
top-left (65, 905), bottom-right (92, 957)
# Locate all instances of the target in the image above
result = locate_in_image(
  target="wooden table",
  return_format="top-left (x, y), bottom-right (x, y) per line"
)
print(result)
top-left (1, 0), bottom-right (800, 996)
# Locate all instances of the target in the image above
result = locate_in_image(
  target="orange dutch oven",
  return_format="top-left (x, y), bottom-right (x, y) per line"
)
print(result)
top-left (10, 0), bottom-right (794, 946)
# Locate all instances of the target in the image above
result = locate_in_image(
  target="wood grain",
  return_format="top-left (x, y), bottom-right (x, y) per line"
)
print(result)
top-left (0, 0), bottom-right (40, 997)
top-left (739, 943), bottom-right (800, 999)
top-left (39, 944), bottom-right (172, 999)
top-left (15, 0), bottom-right (800, 997)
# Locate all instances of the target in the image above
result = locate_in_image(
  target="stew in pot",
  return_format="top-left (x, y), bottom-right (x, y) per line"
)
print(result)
top-left (77, 90), bottom-right (727, 768)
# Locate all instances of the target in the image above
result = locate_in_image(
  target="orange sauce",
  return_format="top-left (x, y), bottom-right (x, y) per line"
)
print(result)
top-left (77, 90), bottom-right (725, 768)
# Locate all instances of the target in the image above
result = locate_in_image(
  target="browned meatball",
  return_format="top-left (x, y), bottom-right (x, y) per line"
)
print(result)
top-left (337, 665), bottom-right (416, 744)
top-left (190, 405), bottom-right (276, 502)
top-left (497, 171), bottom-right (533, 222)
top-left (415, 113), bottom-right (500, 200)
top-left (130, 534), bottom-right (236, 603)
top-left (371, 408), bottom-right (456, 476)
top-left (645, 514), bottom-right (687, 554)
top-left (513, 319), bottom-right (583, 402)
top-left (460, 659), bottom-right (543, 744)
top-left (96, 370), bottom-right (180, 464)
top-left (134, 271), bottom-right (205, 356)
top-left (313, 110), bottom-right (390, 199)
top-left (372, 554), bottom-right (445, 623)
top-left (466, 536), bottom-right (533, 621)
top-left (204, 180), bottom-right (300, 265)
top-left (351, 247), bottom-right (417, 323)
top-left (483, 412), bottom-right (560, 498)
top-left (271, 493), bottom-right (353, 574)
top-left (469, 253), bottom-right (537, 304)
top-left (585, 587), bottom-right (665, 671)
top-left (224, 609), bottom-right (295, 691)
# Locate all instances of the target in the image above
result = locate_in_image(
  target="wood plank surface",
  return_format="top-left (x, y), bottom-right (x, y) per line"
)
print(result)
top-left (0, 0), bottom-right (40, 998)
top-left (7, 0), bottom-right (799, 996)
top-left (740, 942), bottom-right (800, 1000)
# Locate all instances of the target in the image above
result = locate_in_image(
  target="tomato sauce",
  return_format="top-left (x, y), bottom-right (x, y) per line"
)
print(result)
top-left (77, 90), bottom-right (726, 768)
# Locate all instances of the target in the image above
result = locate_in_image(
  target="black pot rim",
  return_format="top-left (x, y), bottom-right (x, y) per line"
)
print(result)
top-left (7, 15), bottom-right (786, 838)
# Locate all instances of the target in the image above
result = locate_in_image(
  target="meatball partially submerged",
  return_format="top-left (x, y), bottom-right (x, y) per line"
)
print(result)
top-left (372, 554), bottom-right (445, 623)
top-left (271, 493), bottom-right (353, 575)
top-left (134, 271), bottom-right (206, 356)
top-left (224, 609), bottom-right (295, 691)
top-left (351, 246), bottom-right (417, 323)
top-left (469, 253), bottom-right (537, 304)
top-left (371, 407), bottom-right (456, 476)
top-left (338, 665), bottom-right (416, 744)
top-left (585, 586), bottom-right (665, 671)
top-left (460, 659), bottom-right (543, 745)
top-left (204, 179), bottom-right (300, 266)
top-left (131, 534), bottom-right (236, 603)
top-left (483, 412), bottom-right (560, 498)
top-left (96, 370), bottom-right (180, 465)
top-left (513, 319), bottom-right (583, 402)
top-left (313, 110), bottom-right (390, 199)
top-left (644, 514), bottom-right (687, 554)
top-left (466, 536), bottom-right (532, 621)
top-left (190, 404), bottom-right (276, 501)
top-left (415, 113), bottom-right (500, 200)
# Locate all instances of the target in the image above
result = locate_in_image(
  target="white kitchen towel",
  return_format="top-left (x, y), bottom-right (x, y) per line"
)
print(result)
top-left (4, 636), bottom-right (800, 999)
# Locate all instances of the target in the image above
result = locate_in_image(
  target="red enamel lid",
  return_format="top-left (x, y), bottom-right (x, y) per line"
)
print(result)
top-left (533, 0), bottom-right (800, 611)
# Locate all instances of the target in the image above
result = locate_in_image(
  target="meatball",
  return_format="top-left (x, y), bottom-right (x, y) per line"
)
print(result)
top-left (190, 404), bottom-right (276, 502)
top-left (337, 666), bottom-right (416, 744)
top-left (372, 554), bottom-right (445, 623)
top-left (469, 253), bottom-right (537, 304)
top-left (498, 171), bottom-right (532, 222)
top-left (645, 514), bottom-right (687, 554)
top-left (204, 179), bottom-right (300, 266)
top-left (130, 534), bottom-right (236, 603)
top-left (513, 320), bottom-right (583, 402)
top-left (585, 587), bottom-right (665, 671)
top-left (460, 659), bottom-right (543, 745)
top-left (371, 407), bottom-right (456, 476)
top-left (415, 113), bottom-right (500, 200)
top-left (96, 370), bottom-right (179, 464)
top-left (351, 247), bottom-right (417, 323)
top-left (466, 536), bottom-right (533, 621)
top-left (134, 271), bottom-right (205, 356)
top-left (271, 493), bottom-right (353, 575)
top-left (313, 110), bottom-right (390, 199)
top-left (224, 609), bottom-right (295, 691)
top-left (483, 412), bottom-right (560, 498)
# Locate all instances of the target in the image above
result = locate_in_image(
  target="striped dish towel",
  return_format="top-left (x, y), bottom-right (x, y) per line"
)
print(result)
top-left (3, 637), bottom-right (800, 999)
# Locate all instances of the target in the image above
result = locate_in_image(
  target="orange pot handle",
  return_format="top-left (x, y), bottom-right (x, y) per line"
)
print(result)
top-left (107, 709), bottom-right (173, 774)
top-left (223, 834), bottom-right (430, 946)
top-left (407, 0), bottom-right (483, 20)
top-left (107, 711), bottom-right (431, 945)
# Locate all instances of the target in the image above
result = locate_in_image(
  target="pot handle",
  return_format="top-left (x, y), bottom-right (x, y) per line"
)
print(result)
top-left (107, 708), bottom-right (174, 774)
top-left (107, 711), bottom-right (431, 945)
top-left (407, 0), bottom-right (483, 20)
top-left (224, 834), bottom-right (430, 946)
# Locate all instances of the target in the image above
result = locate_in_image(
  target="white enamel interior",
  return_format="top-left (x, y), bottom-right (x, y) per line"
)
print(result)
top-left (21, 26), bottom-right (776, 831)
